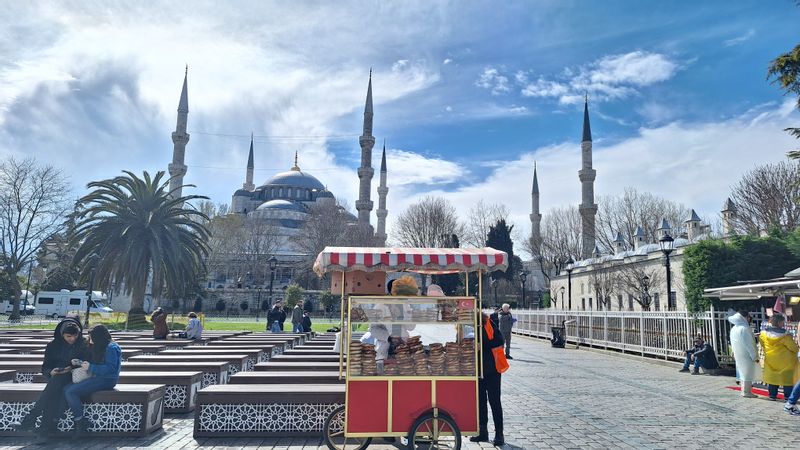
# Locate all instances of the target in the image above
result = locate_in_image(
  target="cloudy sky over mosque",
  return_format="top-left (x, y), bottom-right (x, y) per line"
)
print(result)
top-left (1, 1), bottom-right (798, 248)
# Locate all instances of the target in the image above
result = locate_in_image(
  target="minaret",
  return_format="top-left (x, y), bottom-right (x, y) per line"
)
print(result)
top-left (356, 70), bottom-right (375, 229)
top-left (579, 96), bottom-right (598, 258)
top-left (243, 133), bottom-right (255, 191)
top-left (168, 66), bottom-right (190, 200)
top-left (529, 162), bottom-right (542, 247)
top-left (376, 141), bottom-right (389, 246)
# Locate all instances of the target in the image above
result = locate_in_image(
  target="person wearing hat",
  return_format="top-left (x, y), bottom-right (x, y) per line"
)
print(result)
top-left (679, 336), bottom-right (720, 374)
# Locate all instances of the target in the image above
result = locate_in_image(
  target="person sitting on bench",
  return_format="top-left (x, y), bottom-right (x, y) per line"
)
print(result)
top-left (679, 336), bottom-right (720, 374)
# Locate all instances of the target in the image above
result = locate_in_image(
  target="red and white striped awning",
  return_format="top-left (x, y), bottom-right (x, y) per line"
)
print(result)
top-left (313, 247), bottom-right (508, 276)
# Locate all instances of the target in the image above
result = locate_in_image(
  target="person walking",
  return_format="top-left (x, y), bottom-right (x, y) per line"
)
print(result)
top-left (291, 301), bottom-right (304, 333)
top-left (63, 325), bottom-right (121, 437)
top-left (301, 311), bottom-right (312, 333)
top-left (498, 303), bottom-right (514, 359)
top-left (12, 318), bottom-right (89, 441)
top-left (729, 310), bottom-right (759, 398)
top-left (151, 307), bottom-right (169, 339)
top-left (470, 312), bottom-right (506, 446)
top-left (759, 313), bottom-right (798, 400)
top-left (267, 302), bottom-right (285, 333)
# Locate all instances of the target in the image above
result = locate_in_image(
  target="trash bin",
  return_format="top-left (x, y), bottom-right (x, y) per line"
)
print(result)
top-left (551, 326), bottom-right (566, 348)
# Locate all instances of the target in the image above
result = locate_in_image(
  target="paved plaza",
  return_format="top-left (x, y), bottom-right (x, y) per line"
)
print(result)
top-left (2, 334), bottom-right (798, 450)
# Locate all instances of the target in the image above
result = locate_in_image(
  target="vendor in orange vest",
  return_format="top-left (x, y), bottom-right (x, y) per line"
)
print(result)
top-left (471, 312), bottom-right (506, 446)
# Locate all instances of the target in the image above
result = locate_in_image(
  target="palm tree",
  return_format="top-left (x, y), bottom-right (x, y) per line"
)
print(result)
top-left (71, 171), bottom-right (210, 319)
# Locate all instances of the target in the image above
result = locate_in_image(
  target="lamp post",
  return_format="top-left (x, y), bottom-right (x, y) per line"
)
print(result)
top-left (641, 274), bottom-right (650, 311)
top-left (490, 277), bottom-right (498, 307)
top-left (520, 270), bottom-right (529, 309)
top-left (565, 257), bottom-right (575, 310)
top-left (268, 256), bottom-right (278, 307)
top-left (659, 233), bottom-right (675, 311)
top-left (559, 286), bottom-right (565, 309)
top-left (84, 254), bottom-right (99, 329)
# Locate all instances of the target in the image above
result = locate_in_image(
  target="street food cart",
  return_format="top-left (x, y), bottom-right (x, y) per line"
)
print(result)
top-left (313, 247), bottom-right (508, 450)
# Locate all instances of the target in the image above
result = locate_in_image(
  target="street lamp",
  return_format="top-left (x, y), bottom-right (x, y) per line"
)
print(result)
top-left (268, 256), bottom-right (278, 307)
top-left (559, 286), bottom-right (565, 309)
top-left (520, 270), bottom-right (529, 309)
top-left (565, 257), bottom-right (575, 310)
top-left (490, 277), bottom-right (498, 307)
top-left (642, 274), bottom-right (650, 311)
top-left (659, 232), bottom-right (675, 311)
top-left (84, 253), bottom-right (99, 329)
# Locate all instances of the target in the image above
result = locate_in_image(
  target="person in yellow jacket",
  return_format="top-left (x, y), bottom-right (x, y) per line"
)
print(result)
top-left (759, 313), bottom-right (799, 400)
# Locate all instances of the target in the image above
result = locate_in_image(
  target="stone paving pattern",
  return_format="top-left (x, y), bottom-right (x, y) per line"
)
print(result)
top-left (2, 334), bottom-right (798, 449)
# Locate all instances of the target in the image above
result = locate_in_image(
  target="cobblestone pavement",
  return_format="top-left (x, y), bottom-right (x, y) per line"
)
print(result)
top-left (2, 335), bottom-right (798, 449)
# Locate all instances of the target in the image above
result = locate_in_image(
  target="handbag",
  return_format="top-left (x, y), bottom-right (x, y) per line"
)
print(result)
top-left (483, 317), bottom-right (510, 374)
top-left (72, 366), bottom-right (92, 383)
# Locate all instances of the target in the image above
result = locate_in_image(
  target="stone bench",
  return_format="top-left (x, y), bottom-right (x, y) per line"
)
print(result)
top-left (159, 349), bottom-right (266, 371)
top-left (206, 341), bottom-right (288, 354)
top-left (9, 349), bottom-right (144, 361)
top-left (114, 340), bottom-right (194, 351)
top-left (0, 383), bottom-right (165, 437)
top-left (128, 354), bottom-right (249, 376)
top-left (193, 384), bottom-right (345, 437)
top-left (283, 348), bottom-right (337, 356)
top-left (177, 345), bottom-right (276, 361)
top-left (0, 344), bottom-right (45, 354)
top-left (228, 371), bottom-right (343, 384)
top-left (254, 361), bottom-right (343, 372)
top-left (0, 370), bottom-right (15, 383)
top-left (121, 362), bottom-right (229, 388)
top-left (0, 362), bottom-right (45, 383)
top-left (268, 354), bottom-right (342, 363)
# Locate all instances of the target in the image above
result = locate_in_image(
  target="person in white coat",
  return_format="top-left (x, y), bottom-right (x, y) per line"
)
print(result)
top-left (729, 310), bottom-right (758, 398)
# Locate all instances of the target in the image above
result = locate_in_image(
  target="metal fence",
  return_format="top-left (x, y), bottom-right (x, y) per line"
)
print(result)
top-left (513, 308), bottom-right (766, 365)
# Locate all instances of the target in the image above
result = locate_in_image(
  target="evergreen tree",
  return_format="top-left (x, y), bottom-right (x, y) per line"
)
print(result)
top-left (432, 234), bottom-right (462, 295)
top-left (486, 219), bottom-right (515, 281)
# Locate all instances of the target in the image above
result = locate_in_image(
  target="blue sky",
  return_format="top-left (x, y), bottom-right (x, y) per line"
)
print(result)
top-left (0, 1), bottom-right (798, 250)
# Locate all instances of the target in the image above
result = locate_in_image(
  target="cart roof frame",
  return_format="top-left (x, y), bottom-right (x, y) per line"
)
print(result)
top-left (313, 246), bottom-right (508, 276)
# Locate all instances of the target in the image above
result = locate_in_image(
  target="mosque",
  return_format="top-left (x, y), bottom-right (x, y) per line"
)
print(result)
top-left (165, 69), bottom-right (389, 291)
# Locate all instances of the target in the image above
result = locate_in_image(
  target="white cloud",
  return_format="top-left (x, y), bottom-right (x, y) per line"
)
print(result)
top-left (385, 149), bottom-right (467, 186)
top-left (443, 58), bottom-right (452, 65)
top-left (520, 51), bottom-right (679, 104)
top-left (723, 29), bottom-right (755, 47)
top-left (476, 66), bottom-right (511, 95)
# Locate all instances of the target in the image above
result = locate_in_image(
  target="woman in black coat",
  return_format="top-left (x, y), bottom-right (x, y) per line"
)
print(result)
top-left (470, 312), bottom-right (505, 446)
top-left (12, 317), bottom-right (89, 440)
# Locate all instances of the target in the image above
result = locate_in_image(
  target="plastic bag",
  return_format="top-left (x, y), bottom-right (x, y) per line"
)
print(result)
top-left (72, 366), bottom-right (91, 384)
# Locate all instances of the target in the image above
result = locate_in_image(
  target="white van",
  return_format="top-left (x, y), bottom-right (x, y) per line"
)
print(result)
top-left (35, 290), bottom-right (114, 319)
top-left (2, 291), bottom-right (36, 315)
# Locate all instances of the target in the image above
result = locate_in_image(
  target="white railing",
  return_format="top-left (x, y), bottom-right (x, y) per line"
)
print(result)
top-left (513, 308), bottom-right (765, 365)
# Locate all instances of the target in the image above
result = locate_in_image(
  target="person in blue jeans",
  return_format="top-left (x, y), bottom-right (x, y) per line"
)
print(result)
top-left (63, 325), bottom-right (121, 437)
top-left (679, 336), bottom-right (720, 374)
top-left (785, 380), bottom-right (800, 415)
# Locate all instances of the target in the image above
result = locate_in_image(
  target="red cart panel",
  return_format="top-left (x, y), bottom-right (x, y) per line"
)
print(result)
top-left (436, 379), bottom-right (478, 433)
top-left (391, 380), bottom-right (432, 433)
top-left (346, 380), bottom-right (389, 433)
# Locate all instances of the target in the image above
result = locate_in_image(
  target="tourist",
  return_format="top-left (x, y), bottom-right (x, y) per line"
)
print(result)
top-left (679, 336), bottom-right (720, 374)
top-left (498, 303), bottom-right (514, 359)
top-left (267, 302), bottom-right (285, 333)
top-left (301, 310), bottom-right (312, 333)
top-left (63, 325), bottom-right (121, 437)
top-left (426, 284), bottom-right (445, 296)
top-left (11, 318), bottom-right (89, 441)
top-left (183, 312), bottom-right (203, 340)
top-left (471, 312), bottom-right (505, 446)
top-left (151, 307), bottom-right (169, 339)
top-left (784, 321), bottom-right (800, 415)
top-left (728, 310), bottom-right (759, 398)
top-left (759, 313), bottom-right (798, 401)
top-left (291, 301), bottom-right (304, 333)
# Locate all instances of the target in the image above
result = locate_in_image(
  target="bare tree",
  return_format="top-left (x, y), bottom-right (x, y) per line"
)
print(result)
top-left (596, 188), bottom-right (688, 251)
top-left (588, 262), bottom-right (618, 310)
top-left (521, 205), bottom-right (581, 301)
top-left (393, 196), bottom-right (464, 248)
top-left (0, 157), bottom-right (71, 319)
top-left (237, 217), bottom-right (281, 284)
top-left (614, 261), bottom-right (662, 310)
top-left (730, 161), bottom-right (800, 234)
top-left (205, 214), bottom-right (246, 286)
top-left (463, 200), bottom-right (509, 247)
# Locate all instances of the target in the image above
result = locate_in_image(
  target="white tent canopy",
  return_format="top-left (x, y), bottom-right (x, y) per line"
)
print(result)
top-left (704, 268), bottom-right (800, 301)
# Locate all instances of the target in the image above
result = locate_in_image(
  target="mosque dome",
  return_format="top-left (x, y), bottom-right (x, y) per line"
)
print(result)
top-left (255, 199), bottom-right (308, 213)
top-left (260, 169), bottom-right (325, 191)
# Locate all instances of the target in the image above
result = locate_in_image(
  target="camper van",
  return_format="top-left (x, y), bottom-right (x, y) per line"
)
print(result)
top-left (2, 291), bottom-right (36, 315)
top-left (34, 290), bottom-right (113, 319)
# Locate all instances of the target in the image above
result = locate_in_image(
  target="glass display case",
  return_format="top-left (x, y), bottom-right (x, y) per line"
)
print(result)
top-left (346, 296), bottom-right (478, 378)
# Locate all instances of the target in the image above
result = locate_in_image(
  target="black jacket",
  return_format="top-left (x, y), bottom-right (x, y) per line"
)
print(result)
top-left (301, 315), bottom-right (312, 333)
top-left (267, 307), bottom-right (286, 324)
top-left (481, 315), bottom-right (505, 379)
top-left (42, 318), bottom-right (89, 379)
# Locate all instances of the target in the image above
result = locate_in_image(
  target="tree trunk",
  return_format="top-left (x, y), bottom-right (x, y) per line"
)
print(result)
top-left (127, 277), bottom-right (147, 329)
top-left (8, 268), bottom-right (21, 321)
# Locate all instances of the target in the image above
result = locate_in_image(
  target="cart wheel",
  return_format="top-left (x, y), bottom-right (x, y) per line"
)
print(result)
top-left (323, 405), bottom-right (372, 450)
top-left (407, 411), bottom-right (461, 450)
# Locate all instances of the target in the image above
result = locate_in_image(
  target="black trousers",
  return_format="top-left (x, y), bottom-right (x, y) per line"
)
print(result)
top-left (478, 374), bottom-right (503, 436)
top-left (21, 374), bottom-right (71, 430)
